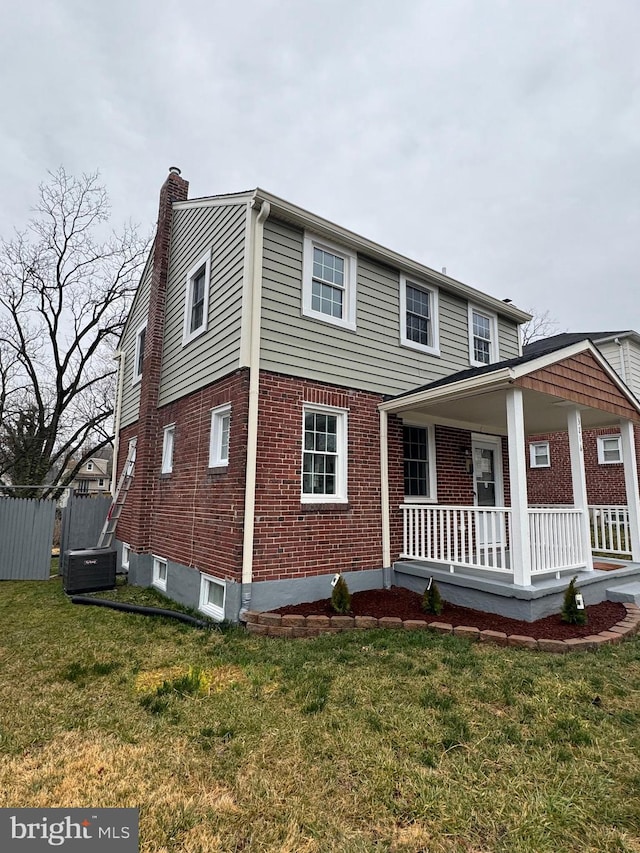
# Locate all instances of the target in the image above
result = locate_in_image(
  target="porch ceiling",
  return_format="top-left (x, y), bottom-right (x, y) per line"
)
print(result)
top-left (395, 385), bottom-right (626, 436)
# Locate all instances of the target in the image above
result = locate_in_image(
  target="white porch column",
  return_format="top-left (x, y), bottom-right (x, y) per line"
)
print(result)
top-left (506, 387), bottom-right (532, 586)
top-left (620, 419), bottom-right (640, 562)
top-left (379, 409), bottom-right (392, 569)
top-left (567, 407), bottom-right (594, 571)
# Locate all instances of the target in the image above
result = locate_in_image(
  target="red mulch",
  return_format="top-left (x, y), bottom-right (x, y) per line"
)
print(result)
top-left (272, 586), bottom-right (626, 640)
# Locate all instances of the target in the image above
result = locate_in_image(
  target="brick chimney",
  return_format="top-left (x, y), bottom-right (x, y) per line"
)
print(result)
top-left (128, 167), bottom-right (189, 552)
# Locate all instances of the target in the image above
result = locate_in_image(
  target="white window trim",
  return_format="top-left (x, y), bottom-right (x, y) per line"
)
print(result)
top-left (182, 249), bottom-right (211, 346)
top-left (161, 423), bottom-right (175, 474)
top-left (121, 542), bottom-right (130, 571)
top-left (132, 321), bottom-right (147, 385)
top-left (152, 555), bottom-right (167, 592)
top-left (98, 478), bottom-right (105, 487)
top-left (199, 573), bottom-right (226, 620)
top-left (302, 233), bottom-right (357, 332)
top-left (86, 461), bottom-right (94, 472)
top-left (301, 404), bottom-right (349, 504)
top-left (208, 404), bottom-right (231, 469)
top-left (597, 434), bottom-right (622, 465)
top-left (468, 304), bottom-right (499, 367)
top-left (399, 275), bottom-right (440, 356)
top-left (529, 441), bottom-right (551, 468)
top-left (402, 422), bottom-right (437, 503)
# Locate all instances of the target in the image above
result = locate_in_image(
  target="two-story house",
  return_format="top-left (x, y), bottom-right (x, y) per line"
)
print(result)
top-left (113, 169), bottom-right (640, 623)
top-left (65, 455), bottom-right (112, 496)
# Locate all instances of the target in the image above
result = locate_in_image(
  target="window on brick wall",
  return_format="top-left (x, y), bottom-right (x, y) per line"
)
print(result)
top-left (400, 276), bottom-right (440, 355)
top-left (161, 424), bottom-right (175, 474)
top-left (182, 249), bottom-right (211, 345)
top-left (152, 556), bottom-right (167, 591)
top-left (301, 405), bottom-right (348, 502)
top-left (209, 404), bottom-right (231, 468)
top-left (468, 305), bottom-right (498, 366)
top-left (302, 233), bottom-right (357, 331)
top-left (597, 434), bottom-right (622, 464)
top-left (529, 441), bottom-right (550, 468)
top-left (403, 424), bottom-right (437, 501)
top-left (199, 573), bottom-right (225, 620)
top-left (121, 542), bottom-right (130, 571)
top-left (132, 321), bottom-right (146, 384)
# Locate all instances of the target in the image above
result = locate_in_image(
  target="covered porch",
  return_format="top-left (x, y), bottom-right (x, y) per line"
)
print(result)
top-left (379, 340), bottom-right (640, 613)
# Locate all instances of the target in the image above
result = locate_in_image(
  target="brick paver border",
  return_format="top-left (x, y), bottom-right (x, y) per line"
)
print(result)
top-left (243, 603), bottom-right (640, 651)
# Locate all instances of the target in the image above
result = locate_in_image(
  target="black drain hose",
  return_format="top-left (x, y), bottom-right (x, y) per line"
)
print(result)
top-left (70, 595), bottom-right (213, 629)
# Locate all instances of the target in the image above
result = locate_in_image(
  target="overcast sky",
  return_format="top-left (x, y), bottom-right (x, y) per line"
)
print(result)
top-left (1, 0), bottom-right (638, 332)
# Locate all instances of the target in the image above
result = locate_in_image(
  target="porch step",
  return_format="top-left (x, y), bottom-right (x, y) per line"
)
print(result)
top-left (606, 582), bottom-right (640, 605)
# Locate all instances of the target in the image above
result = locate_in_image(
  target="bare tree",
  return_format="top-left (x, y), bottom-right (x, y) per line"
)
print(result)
top-left (0, 168), bottom-right (148, 497)
top-left (521, 308), bottom-right (561, 348)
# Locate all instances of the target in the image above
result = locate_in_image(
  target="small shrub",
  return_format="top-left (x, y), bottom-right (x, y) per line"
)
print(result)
top-left (331, 575), bottom-right (351, 614)
top-left (422, 581), bottom-right (443, 616)
top-left (561, 576), bottom-right (587, 626)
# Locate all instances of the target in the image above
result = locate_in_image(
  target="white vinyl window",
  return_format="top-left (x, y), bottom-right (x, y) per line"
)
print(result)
top-left (86, 461), bottom-right (94, 472)
top-left (597, 434), bottom-right (622, 465)
top-left (301, 405), bottom-right (348, 503)
top-left (468, 305), bottom-right (498, 366)
top-left (161, 424), bottom-right (175, 474)
top-left (132, 321), bottom-right (147, 384)
top-left (199, 573), bottom-right (226, 620)
top-left (529, 441), bottom-right (551, 468)
top-left (152, 556), bottom-right (167, 591)
top-left (302, 233), bottom-right (357, 331)
top-left (182, 250), bottom-right (211, 345)
top-left (403, 424), bottom-right (437, 501)
top-left (209, 404), bottom-right (231, 468)
top-left (121, 542), bottom-right (130, 571)
top-left (400, 276), bottom-right (440, 356)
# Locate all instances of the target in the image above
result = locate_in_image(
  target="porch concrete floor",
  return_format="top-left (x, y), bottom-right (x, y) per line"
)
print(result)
top-left (392, 559), bottom-right (640, 621)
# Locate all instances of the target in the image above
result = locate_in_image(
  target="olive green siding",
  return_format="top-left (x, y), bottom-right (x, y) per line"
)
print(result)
top-left (259, 218), bottom-right (522, 395)
top-left (158, 203), bottom-right (247, 406)
top-left (120, 251), bottom-right (154, 428)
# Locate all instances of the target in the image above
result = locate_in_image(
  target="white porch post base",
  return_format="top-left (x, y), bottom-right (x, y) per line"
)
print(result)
top-left (620, 419), bottom-right (640, 562)
top-left (506, 387), bottom-right (532, 586)
top-left (567, 407), bottom-right (593, 571)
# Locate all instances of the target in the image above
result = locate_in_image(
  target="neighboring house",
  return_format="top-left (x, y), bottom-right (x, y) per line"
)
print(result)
top-left (66, 455), bottom-right (112, 496)
top-left (524, 332), bottom-right (640, 508)
top-left (112, 169), bottom-right (640, 623)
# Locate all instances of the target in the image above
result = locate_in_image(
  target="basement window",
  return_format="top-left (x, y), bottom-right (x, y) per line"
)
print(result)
top-left (182, 250), bottom-right (211, 345)
top-left (199, 574), bottom-right (225, 620)
top-left (152, 556), bottom-right (167, 591)
top-left (597, 434), bottom-right (622, 465)
top-left (121, 542), bottom-right (130, 571)
top-left (529, 441), bottom-right (550, 468)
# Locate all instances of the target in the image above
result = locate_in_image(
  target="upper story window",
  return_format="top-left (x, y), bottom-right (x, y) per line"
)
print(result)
top-left (301, 405), bottom-right (348, 503)
top-left (86, 461), bottom-right (94, 472)
top-left (132, 321), bottom-right (147, 384)
top-left (400, 275), bottom-right (440, 356)
top-left (597, 434), bottom-right (622, 464)
top-left (302, 233), bottom-right (357, 331)
top-left (209, 404), bottom-right (231, 468)
top-left (529, 441), bottom-right (550, 468)
top-left (161, 424), bottom-right (175, 474)
top-left (468, 305), bottom-right (498, 367)
top-left (403, 424), bottom-right (437, 501)
top-left (182, 250), bottom-right (211, 346)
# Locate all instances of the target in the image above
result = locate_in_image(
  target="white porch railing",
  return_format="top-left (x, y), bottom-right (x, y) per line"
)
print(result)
top-left (589, 505), bottom-right (631, 558)
top-left (401, 504), bottom-right (588, 578)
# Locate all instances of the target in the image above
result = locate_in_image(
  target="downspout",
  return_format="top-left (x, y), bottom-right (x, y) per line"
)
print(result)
top-left (379, 408), bottom-right (392, 588)
top-left (240, 200), bottom-right (270, 619)
top-left (110, 350), bottom-right (126, 495)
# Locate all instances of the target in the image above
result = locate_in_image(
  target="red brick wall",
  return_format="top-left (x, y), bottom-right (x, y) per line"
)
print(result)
top-left (116, 369), bottom-right (249, 581)
top-left (252, 373), bottom-right (386, 581)
top-left (527, 427), bottom-right (640, 505)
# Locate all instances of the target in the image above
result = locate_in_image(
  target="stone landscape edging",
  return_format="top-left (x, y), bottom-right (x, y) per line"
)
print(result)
top-left (243, 603), bottom-right (640, 651)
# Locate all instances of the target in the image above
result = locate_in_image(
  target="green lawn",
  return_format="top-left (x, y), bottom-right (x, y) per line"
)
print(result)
top-left (1, 578), bottom-right (640, 853)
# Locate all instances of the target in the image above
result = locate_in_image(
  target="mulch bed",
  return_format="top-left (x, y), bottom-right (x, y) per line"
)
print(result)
top-left (273, 586), bottom-right (626, 640)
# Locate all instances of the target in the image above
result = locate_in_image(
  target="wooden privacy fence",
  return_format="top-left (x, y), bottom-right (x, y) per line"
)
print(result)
top-left (0, 496), bottom-right (57, 580)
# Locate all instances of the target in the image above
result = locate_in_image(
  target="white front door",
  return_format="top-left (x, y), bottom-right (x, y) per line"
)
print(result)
top-left (472, 435), bottom-right (505, 551)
